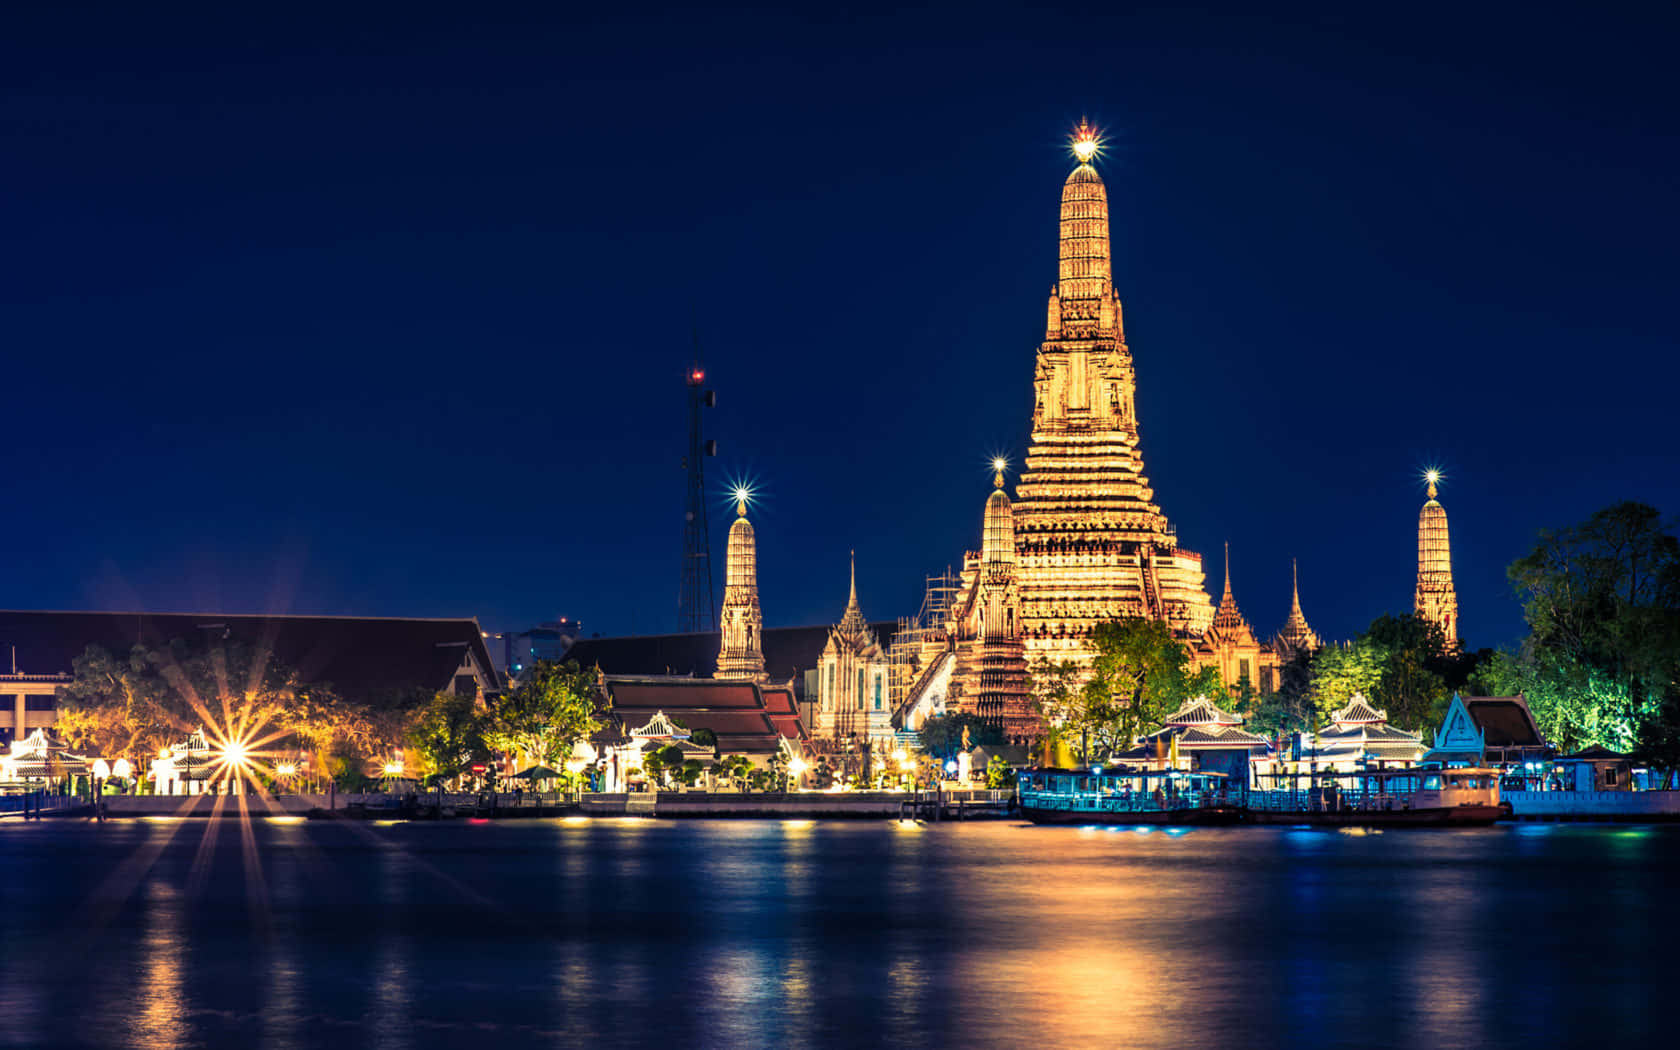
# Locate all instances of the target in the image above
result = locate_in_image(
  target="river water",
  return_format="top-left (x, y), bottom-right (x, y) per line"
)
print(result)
top-left (0, 816), bottom-right (1675, 1049)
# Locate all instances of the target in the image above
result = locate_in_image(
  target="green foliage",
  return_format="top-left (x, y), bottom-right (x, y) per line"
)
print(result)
top-left (984, 753), bottom-right (1016, 789)
top-left (710, 754), bottom-right (753, 789)
top-left (689, 727), bottom-right (718, 750)
top-left (917, 712), bottom-right (1005, 759)
top-left (406, 690), bottom-right (488, 786)
top-left (482, 660), bottom-right (601, 770)
top-left (1505, 501), bottom-right (1680, 765)
top-left (1309, 639), bottom-right (1386, 726)
top-left (1080, 618), bottom-right (1214, 758)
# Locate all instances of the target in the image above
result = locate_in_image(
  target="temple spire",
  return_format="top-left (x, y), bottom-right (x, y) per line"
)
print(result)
top-left (1415, 472), bottom-right (1459, 650)
top-left (1222, 541), bottom-right (1233, 601)
top-left (716, 489), bottom-right (766, 681)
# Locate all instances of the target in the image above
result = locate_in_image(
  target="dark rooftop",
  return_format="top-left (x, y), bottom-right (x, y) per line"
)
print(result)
top-left (565, 623), bottom-right (898, 684)
top-left (0, 609), bottom-right (497, 707)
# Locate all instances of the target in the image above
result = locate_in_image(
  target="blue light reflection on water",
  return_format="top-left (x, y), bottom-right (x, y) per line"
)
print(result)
top-left (0, 819), bottom-right (1675, 1049)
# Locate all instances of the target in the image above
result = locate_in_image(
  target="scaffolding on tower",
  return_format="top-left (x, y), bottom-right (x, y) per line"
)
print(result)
top-left (886, 567), bottom-right (961, 713)
top-left (678, 357), bottom-right (717, 632)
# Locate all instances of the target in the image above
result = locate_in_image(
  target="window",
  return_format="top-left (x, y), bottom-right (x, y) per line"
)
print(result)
top-left (873, 674), bottom-right (883, 711)
top-left (1239, 659), bottom-right (1251, 685)
top-left (1605, 768), bottom-right (1619, 786)
top-left (857, 669), bottom-right (865, 711)
top-left (825, 665), bottom-right (835, 711)
top-left (24, 696), bottom-right (56, 712)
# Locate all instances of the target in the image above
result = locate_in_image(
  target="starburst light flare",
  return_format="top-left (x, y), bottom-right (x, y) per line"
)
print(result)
top-left (1070, 120), bottom-right (1101, 163)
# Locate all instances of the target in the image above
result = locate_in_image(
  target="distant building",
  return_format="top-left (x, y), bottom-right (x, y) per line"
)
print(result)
top-left (486, 618), bottom-right (583, 679)
top-left (1188, 545), bottom-right (1281, 696)
top-left (0, 610), bottom-right (500, 743)
top-left (716, 494), bottom-right (767, 682)
top-left (1272, 559), bottom-right (1323, 664)
top-left (1304, 695), bottom-right (1425, 770)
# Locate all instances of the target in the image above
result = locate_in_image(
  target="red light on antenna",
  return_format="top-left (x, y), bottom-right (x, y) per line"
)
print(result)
top-left (693, 370), bottom-right (704, 381)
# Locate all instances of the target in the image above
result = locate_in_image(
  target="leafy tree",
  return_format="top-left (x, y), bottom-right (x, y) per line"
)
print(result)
top-left (917, 712), bottom-right (1004, 759)
top-left (679, 759), bottom-right (706, 787)
top-left (984, 753), bottom-right (1016, 789)
top-left (406, 690), bottom-right (488, 787)
top-left (1309, 639), bottom-right (1386, 727)
top-left (1028, 657), bottom-right (1085, 758)
top-left (481, 660), bottom-right (601, 770)
top-left (690, 727), bottom-right (718, 750)
top-left (1080, 619), bottom-right (1222, 759)
top-left (1505, 502), bottom-right (1680, 764)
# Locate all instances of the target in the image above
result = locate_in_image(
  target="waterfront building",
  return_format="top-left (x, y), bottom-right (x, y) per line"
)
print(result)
top-left (1272, 559), bottom-right (1323, 663)
top-left (1012, 123), bottom-right (1214, 676)
top-left (810, 555), bottom-right (893, 750)
top-left (716, 493), bottom-right (767, 682)
top-left (485, 618), bottom-right (584, 680)
top-left (1303, 695), bottom-right (1425, 770)
top-left (1414, 473), bottom-right (1460, 649)
top-left (1187, 545), bottom-right (1281, 695)
top-left (591, 675), bottom-right (806, 790)
top-left (1117, 696), bottom-right (1270, 781)
top-left (945, 465), bottom-right (1035, 743)
top-left (1423, 693), bottom-right (1549, 768)
top-left (0, 726), bottom-right (88, 784)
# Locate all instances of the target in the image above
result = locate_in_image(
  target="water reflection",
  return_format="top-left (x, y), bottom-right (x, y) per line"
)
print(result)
top-left (0, 820), bottom-right (1675, 1049)
top-left (131, 879), bottom-right (186, 1046)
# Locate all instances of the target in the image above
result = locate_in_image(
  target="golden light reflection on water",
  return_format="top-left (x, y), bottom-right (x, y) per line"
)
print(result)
top-left (131, 880), bottom-right (185, 1047)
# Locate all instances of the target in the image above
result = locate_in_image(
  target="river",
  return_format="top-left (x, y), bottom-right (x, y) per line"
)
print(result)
top-left (0, 816), bottom-right (1674, 1049)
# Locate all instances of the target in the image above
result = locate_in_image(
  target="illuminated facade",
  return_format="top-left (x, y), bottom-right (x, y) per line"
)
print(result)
top-left (716, 495), bottom-right (767, 682)
top-left (1188, 544), bottom-right (1281, 695)
top-left (1272, 558), bottom-right (1323, 663)
top-left (1414, 474), bottom-right (1459, 649)
top-left (1013, 124), bottom-right (1213, 674)
top-left (811, 555), bottom-right (892, 747)
top-left (947, 467), bottom-right (1035, 743)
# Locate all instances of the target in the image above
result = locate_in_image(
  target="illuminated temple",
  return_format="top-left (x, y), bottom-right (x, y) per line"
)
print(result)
top-left (1011, 124), bottom-right (1214, 672)
top-left (1414, 472), bottom-right (1459, 649)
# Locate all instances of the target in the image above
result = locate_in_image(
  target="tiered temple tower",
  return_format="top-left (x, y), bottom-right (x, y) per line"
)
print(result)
top-left (716, 493), bottom-right (767, 681)
top-left (1414, 473), bottom-right (1459, 649)
top-left (949, 464), bottom-right (1034, 742)
top-left (1188, 544), bottom-right (1280, 694)
top-left (1013, 124), bottom-right (1213, 673)
top-left (1273, 558), bottom-right (1323, 662)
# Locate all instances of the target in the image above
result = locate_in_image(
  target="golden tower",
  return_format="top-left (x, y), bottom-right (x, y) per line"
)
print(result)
top-left (949, 462), bottom-right (1034, 742)
top-left (716, 491), bottom-right (767, 681)
top-left (1414, 472), bottom-right (1459, 649)
top-left (1013, 123), bottom-right (1213, 673)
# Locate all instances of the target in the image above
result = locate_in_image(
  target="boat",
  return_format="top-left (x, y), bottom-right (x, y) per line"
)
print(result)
top-left (1018, 767), bottom-right (1244, 826)
top-left (1245, 766), bottom-right (1508, 827)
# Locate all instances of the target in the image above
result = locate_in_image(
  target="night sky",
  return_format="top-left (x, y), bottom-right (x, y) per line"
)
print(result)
top-left (4, 3), bottom-right (1676, 651)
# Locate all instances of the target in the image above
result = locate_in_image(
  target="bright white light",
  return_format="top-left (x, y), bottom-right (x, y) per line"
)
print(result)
top-left (91, 759), bottom-right (111, 779)
top-left (276, 762), bottom-right (297, 777)
top-left (384, 761), bottom-right (404, 776)
top-left (1073, 136), bottom-right (1098, 162)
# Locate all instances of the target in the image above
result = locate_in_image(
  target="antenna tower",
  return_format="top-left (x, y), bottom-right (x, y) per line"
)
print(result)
top-left (678, 354), bottom-right (718, 632)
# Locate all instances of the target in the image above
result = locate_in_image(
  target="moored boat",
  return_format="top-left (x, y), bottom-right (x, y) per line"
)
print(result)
top-left (1018, 767), bottom-right (1244, 826)
top-left (1245, 767), bottom-right (1507, 827)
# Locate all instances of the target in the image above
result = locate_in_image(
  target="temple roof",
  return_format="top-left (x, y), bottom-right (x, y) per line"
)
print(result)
top-left (1276, 559), bottom-right (1322, 654)
top-left (1328, 695), bottom-right (1388, 726)
top-left (1163, 696), bottom-right (1243, 728)
top-left (1463, 695), bottom-right (1543, 746)
top-left (598, 675), bottom-right (807, 756)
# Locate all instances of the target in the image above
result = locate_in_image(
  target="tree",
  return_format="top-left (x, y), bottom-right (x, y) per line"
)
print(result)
top-left (406, 690), bottom-right (488, 787)
top-left (917, 712), bottom-right (1004, 760)
top-left (984, 753), bottom-right (1016, 789)
top-left (1080, 619), bottom-right (1222, 759)
top-left (481, 660), bottom-right (601, 770)
top-left (1506, 502), bottom-right (1680, 761)
top-left (1309, 640), bottom-right (1386, 727)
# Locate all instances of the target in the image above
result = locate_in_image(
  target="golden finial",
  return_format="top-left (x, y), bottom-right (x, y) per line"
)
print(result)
top-left (1070, 120), bottom-right (1101, 164)
top-left (992, 457), bottom-right (1008, 489)
top-left (732, 484), bottom-right (752, 517)
top-left (1424, 469), bottom-right (1441, 501)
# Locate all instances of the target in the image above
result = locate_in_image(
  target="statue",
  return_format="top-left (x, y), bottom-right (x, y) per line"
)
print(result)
top-left (961, 724), bottom-right (971, 752)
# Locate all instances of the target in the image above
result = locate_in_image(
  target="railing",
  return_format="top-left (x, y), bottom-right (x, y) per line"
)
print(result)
top-left (1021, 789), bottom-right (1237, 814)
top-left (1247, 790), bottom-right (1414, 813)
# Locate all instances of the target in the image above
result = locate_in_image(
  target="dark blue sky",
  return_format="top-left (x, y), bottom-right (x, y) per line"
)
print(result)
top-left (3, 3), bottom-right (1675, 650)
